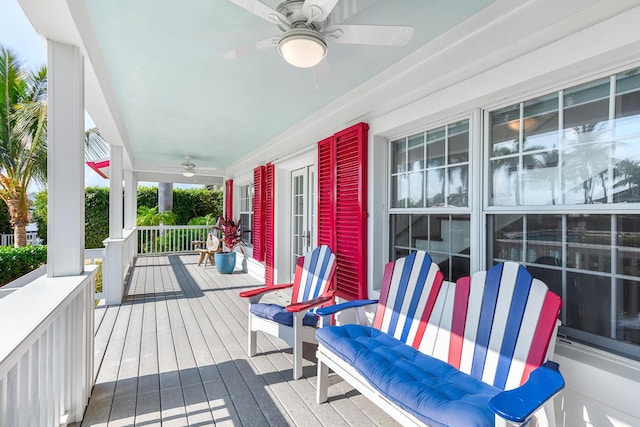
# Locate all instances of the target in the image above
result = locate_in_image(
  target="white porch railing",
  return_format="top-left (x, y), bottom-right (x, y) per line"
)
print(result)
top-left (0, 266), bottom-right (97, 426)
top-left (136, 225), bottom-right (212, 255)
top-left (0, 232), bottom-right (41, 247)
top-left (100, 225), bottom-right (212, 305)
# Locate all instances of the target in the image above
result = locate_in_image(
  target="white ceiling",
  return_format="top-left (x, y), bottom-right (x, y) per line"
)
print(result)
top-left (19, 0), bottom-right (499, 179)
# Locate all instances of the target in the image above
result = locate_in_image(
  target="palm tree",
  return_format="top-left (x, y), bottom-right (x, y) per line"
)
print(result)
top-left (0, 47), bottom-right (47, 247)
top-left (136, 206), bottom-right (176, 227)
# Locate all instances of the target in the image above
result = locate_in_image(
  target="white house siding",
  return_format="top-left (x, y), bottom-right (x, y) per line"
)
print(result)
top-left (225, 2), bottom-right (640, 425)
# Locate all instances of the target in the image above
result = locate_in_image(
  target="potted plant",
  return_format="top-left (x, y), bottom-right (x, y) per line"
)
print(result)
top-left (212, 216), bottom-right (247, 274)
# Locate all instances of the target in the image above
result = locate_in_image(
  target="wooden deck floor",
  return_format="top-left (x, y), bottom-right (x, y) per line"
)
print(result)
top-left (80, 254), bottom-right (398, 426)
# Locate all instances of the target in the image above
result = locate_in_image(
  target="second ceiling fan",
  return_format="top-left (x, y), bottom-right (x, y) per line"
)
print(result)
top-left (224, 0), bottom-right (415, 68)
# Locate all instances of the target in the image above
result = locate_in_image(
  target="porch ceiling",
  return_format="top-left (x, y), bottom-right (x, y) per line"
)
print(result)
top-left (17, 0), bottom-right (494, 179)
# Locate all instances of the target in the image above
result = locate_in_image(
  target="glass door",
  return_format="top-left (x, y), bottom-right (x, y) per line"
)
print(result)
top-left (291, 166), bottom-right (315, 276)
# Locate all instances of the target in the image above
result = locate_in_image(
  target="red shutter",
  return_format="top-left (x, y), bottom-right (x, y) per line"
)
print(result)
top-left (264, 163), bottom-right (275, 286)
top-left (252, 166), bottom-right (266, 262)
top-left (316, 123), bottom-right (369, 300)
top-left (317, 136), bottom-right (335, 248)
top-left (334, 123), bottom-right (368, 300)
top-left (225, 179), bottom-right (233, 219)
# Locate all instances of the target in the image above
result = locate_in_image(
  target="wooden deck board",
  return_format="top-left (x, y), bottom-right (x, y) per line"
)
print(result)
top-left (81, 254), bottom-right (399, 427)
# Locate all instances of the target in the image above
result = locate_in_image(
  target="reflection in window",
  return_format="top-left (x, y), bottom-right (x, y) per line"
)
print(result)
top-left (239, 184), bottom-right (253, 245)
top-left (390, 214), bottom-right (470, 281)
top-left (391, 120), bottom-right (470, 208)
top-left (489, 213), bottom-right (640, 358)
top-left (489, 73), bottom-right (640, 207)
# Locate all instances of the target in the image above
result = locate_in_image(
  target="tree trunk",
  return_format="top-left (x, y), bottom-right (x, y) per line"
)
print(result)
top-left (7, 198), bottom-right (27, 247)
top-left (158, 182), bottom-right (173, 230)
top-left (158, 182), bottom-right (173, 213)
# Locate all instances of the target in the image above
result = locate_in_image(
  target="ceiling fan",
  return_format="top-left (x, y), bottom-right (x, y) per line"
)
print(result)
top-left (181, 156), bottom-right (197, 177)
top-left (224, 0), bottom-right (415, 68)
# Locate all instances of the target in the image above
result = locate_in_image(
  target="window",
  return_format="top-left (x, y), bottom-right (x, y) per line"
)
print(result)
top-left (239, 184), bottom-right (253, 246)
top-left (389, 120), bottom-right (471, 281)
top-left (487, 68), bottom-right (640, 359)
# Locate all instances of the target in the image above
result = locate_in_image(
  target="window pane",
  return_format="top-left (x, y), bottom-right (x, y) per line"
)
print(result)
top-left (391, 175), bottom-right (407, 208)
top-left (391, 214), bottom-right (409, 248)
top-left (522, 150), bottom-right (559, 205)
top-left (493, 215), bottom-right (523, 262)
top-left (408, 172), bottom-right (425, 208)
top-left (447, 165), bottom-right (468, 207)
top-left (565, 272), bottom-right (611, 338)
top-left (448, 121), bottom-right (469, 164)
top-left (411, 215), bottom-right (429, 250)
top-left (490, 104), bottom-right (520, 156)
top-left (526, 215), bottom-right (562, 264)
top-left (562, 141), bottom-right (611, 204)
top-left (617, 279), bottom-right (640, 346)
top-left (614, 71), bottom-right (640, 203)
top-left (426, 128), bottom-right (446, 167)
top-left (564, 78), bottom-right (610, 133)
top-left (426, 169), bottom-right (445, 207)
top-left (490, 157), bottom-right (518, 206)
top-left (523, 93), bottom-right (559, 151)
top-left (567, 215), bottom-right (611, 272)
top-left (617, 214), bottom-right (640, 277)
top-left (408, 134), bottom-right (425, 171)
top-left (392, 139), bottom-right (407, 173)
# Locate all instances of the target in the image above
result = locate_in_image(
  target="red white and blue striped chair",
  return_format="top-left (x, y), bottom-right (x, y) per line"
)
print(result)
top-left (316, 252), bottom-right (564, 426)
top-left (239, 245), bottom-right (337, 379)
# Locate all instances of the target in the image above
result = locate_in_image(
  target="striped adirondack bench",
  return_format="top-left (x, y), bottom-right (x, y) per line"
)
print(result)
top-left (316, 251), bottom-right (564, 427)
top-left (239, 245), bottom-right (337, 379)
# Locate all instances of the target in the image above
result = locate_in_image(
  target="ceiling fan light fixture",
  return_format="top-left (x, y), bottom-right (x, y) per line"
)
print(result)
top-left (278, 28), bottom-right (327, 68)
top-left (181, 157), bottom-right (196, 177)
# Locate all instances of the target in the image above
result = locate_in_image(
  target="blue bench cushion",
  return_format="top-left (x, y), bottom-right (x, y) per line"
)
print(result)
top-left (250, 303), bottom-right (319, 327)
top-left (317, 324), bottom-right (501, 427)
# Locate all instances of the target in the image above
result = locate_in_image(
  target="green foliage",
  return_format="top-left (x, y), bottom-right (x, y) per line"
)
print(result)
top-left (173, 188), bottom-right (223, 225)
top-left (137, 187), bottom-right (223, 224)
top-left (32, 190), bottom-right (47, 243)
top-left (136, 206), bottom-right (177, 226)
top-left (33, 187), bottom-right (222, 249)
top-left (0, 245), bottom-right (47, 286)
top-left (0, 202), bottom-right (10, 234)
top-left (95, 261), bottom-right (102, 293)
top-left (188, 213), bottom-right (218, 226)
top-left (137, 187), bottom-right (158, 212)
top-left (85, 187), bottom-right (110, 249)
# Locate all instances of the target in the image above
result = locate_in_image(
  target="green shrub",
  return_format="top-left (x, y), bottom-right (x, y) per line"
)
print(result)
top-left (32, 190), bottom-right (48, 243)
top-left (85, 187), bottom-right (111, 249)
top-left (0, 245), bottom-right (47, 287)
top-left (33, 187), bottom-right (222, 249)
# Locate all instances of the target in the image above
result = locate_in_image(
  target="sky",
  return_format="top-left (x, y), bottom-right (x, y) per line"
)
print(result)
top-left (0, 0), bottom-right (197, 190)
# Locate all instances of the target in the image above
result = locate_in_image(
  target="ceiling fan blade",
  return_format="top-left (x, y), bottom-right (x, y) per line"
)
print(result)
top-left (323, 24), bottom-right (415, 46)
top-left (222, 37), bottom-right (279, 59)
top-left (302, 0), bottom-right (340, 23)
top-left (330, 0), bottom-right (376, 24)
top-left (227, 0), bottom-right (286, 24)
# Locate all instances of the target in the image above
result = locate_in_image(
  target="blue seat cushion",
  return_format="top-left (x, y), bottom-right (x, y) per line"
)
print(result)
top-left (316, 324), bottom-right (501, 427)
top-left (250, 303), bottom-right (319, 327)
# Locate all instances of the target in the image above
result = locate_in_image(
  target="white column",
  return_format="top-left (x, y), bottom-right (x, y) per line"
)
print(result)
top-left (103, 145), bottom-right (124, 305)
top-left (124, 169), bottom-right (137, 230)
top-left (109, 145), bottom-right (123, 238)
top-left (47, 40), bottom-right (84, 278)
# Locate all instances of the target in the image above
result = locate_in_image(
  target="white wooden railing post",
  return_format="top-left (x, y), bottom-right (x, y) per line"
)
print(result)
top-left (102, 145), bottom-right (126, 305)
top-left (103, 238), bottom-right (124, 305)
